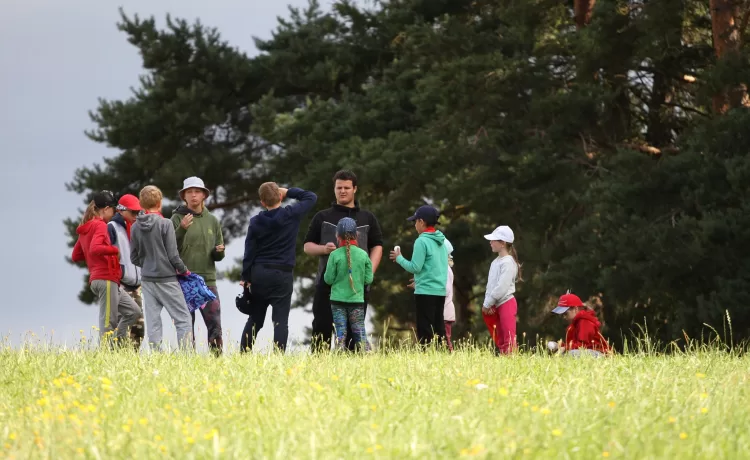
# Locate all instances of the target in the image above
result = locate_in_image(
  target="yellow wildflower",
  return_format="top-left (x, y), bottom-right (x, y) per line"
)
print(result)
top-left (696, 373), bottom-right (706, 379)
top-left (498, 387), bottom-right (509, 397)
top-left (701, 407), bottom-right (709, 414)
top-left (551, 429), bottom-right (562, 437)
top-left (608, 401), bottom-right (616, 408)
top-left (668, 417), bottom-right (676, 423)
top-left (154, 435), bottom-right (162, 442)
top-left (139, 418), bottom-right (148, 426)
top-left (540, 408), bottom-right (551, 415)
top-left (186, 437), bottom-right (195, 445)
top-left (680, 432), bottom-right (688, 440)
top-left (603, 452), bottom-right (610, 458)
top-left (122, 425), bottom-right (131, 433)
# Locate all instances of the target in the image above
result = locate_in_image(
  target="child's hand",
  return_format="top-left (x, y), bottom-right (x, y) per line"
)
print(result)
top-left (180, 214), bottom-right (194, 229)
top-left (389, 247), bottom-right (401, 261)
top-left (215, 244), bottom-right (225, 252)
top-left (482, 306), bottom-right (496, 316)
top-left (407, 278), bottom-right (415, 290)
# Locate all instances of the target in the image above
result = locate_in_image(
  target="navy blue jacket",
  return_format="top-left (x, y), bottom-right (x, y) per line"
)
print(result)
top-left (241, 188), bottom-right (317, 281)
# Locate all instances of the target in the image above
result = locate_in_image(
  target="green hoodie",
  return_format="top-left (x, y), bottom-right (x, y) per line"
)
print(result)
top-left (324, 243), bottom-right (373, 304)
top-left (396, 230), bottom-right (448, 296)
top-left (171, 205), bottom-right (225, 287)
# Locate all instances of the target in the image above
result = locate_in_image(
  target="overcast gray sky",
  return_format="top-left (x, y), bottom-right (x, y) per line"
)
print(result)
top-left (0, 0), bottom-right (337, 352)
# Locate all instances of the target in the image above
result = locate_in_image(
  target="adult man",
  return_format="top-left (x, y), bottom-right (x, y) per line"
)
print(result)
top-left (170, 177), bottom-right (226, 355)
top-left (107, 194), bottom-right (144, 350)
top-left (241, 182), bottom-right (317, 352)
top-left (304, 170), bottom-right (384, 352)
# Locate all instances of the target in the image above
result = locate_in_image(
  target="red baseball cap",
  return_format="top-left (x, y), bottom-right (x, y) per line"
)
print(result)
top-left (552, 293), bottom-right (584, 314)
top-left (117, 194), bottom-right (142, 212)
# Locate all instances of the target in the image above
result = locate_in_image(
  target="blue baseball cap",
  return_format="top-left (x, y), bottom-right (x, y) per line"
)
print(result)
top-left (407, 205), bottom-right (440, 225)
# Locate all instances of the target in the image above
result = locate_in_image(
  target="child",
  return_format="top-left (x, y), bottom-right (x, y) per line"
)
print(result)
top-left (323, 217), bottom-right (374, 350)
top-left (71, 191), bottom-right (143, 346)
top-left (390, 205), bottom-right (448, 346)
top-left (107, 194), bottom-right (144, 350)
top-left (551, 292), bottom-right (610, 356)
top-left (130, 185), bottom-right (193, 350)
top-left (444, 239), bottom-right (456, 352)
top-left (482, 225), bottom-right (521, 354)
top-left (171, 176), bottom-right (226, 355)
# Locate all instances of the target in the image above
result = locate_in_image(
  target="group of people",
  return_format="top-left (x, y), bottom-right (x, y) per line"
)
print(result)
top-left (72, 169), bottom-right (610, 355)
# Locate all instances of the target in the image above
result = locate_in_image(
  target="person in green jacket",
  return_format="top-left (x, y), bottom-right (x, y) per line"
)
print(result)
top-left (324, 217), bottom-right (374, 351)
top-left (389, 205), bottom-right (448, 347)
top-left (171, 176), bottom-right (225, 355)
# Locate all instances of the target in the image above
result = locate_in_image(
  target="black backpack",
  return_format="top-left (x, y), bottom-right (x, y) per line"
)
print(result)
top-left (235, 286), bottom-right (253, 315)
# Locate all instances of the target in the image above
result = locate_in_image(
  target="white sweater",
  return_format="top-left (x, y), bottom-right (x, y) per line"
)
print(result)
top-left (483, 255), bottom-right (518, 308)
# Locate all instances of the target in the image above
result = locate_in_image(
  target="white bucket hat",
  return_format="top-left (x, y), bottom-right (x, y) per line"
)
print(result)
top-left (484, 225), bottom-right (514, 243)
top-left (179, 176), bottom-right (210, 199)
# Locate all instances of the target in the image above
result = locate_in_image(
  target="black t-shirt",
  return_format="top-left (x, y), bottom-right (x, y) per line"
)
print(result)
top-left (304, 202), bottom-right (383, 284)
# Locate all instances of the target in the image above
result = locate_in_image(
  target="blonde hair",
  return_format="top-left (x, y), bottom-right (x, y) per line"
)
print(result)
top-left (258, 182), bottom-right (281, 207)
top-left (80, 201), bottom-right (98, 225)
top-left (139, 185), bottom-right (163, 210)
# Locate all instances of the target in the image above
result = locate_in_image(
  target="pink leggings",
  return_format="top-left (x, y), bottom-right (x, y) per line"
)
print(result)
top-left (482, 297), bottom-right (517, 354)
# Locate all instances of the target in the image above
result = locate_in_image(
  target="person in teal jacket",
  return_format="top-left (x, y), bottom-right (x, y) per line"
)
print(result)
top-left (390, 205), bottom-right (448, 346)
top-left (324, 218), bottom-right (373, 350)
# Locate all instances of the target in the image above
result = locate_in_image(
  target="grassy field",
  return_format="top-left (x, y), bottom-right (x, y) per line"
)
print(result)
top-left (0, 344), bottom-right (748, 459)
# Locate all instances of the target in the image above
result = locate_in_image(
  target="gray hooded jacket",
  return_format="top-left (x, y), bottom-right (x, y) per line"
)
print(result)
top-left (131, 213), bottom-right (188, 283)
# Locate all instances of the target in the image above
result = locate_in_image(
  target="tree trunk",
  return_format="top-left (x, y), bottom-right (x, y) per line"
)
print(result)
top-left (575, 0), bottom-right (596, 29)
top-left (710, 0), bottom-right (749, 113)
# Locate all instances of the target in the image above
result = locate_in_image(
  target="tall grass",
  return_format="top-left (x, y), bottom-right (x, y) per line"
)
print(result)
top-left (1, 331), bottom-right (748, 459)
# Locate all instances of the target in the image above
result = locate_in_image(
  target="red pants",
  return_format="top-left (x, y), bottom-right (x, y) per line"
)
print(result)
top-left (483, 297), bottom-right (517, 354)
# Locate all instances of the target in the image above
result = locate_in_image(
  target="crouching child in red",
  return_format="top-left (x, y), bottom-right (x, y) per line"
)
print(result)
top-left (551, 293), bottom-right (610, 356)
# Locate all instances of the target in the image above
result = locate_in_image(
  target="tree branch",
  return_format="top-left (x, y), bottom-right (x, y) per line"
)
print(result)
top-left (207, 196), bottom-right (254, 210)
top-left (620, 143), bottom-right (680, 156)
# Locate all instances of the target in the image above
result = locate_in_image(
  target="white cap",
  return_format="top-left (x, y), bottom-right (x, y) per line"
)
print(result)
top-left (179, 176), bottom-right (210, 197)
top-left (484, 225), bottom-right (514, 243)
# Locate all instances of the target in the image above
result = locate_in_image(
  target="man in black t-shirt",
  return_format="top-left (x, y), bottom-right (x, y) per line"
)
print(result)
top-left (304, 170), bottom-right (384, 352)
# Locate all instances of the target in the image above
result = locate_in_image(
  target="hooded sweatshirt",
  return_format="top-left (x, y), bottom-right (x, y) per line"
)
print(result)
top-left (565, 309), bottom-right (610, 353)
top-left (241, 188), bottom-right (317, 281)
top-left (72, 218), bottom-right (121, 283)
top-left (170, 205), bottom-right (225, 287)
top-left (107, 213), bottom-right (141, 288)
top-left (130, 213), bottom-right (188, 283)
top-left (395, 230), bottom-right (448, 296)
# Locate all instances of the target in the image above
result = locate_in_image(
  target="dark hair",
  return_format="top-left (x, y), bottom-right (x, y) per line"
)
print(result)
top-left (333, 170), bottom-right (358, 187)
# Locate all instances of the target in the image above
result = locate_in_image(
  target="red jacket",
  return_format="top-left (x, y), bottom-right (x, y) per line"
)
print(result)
top-left (72, 218), bottom-right (122, 284)
top-left (565, 309), bottom-right (610, 353)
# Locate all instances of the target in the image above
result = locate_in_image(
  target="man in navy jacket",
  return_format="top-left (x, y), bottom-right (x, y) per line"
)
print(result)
top-left (240, 183), bottom-right (317, 352)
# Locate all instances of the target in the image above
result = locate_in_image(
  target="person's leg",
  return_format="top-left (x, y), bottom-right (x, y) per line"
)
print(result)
top-left (348, 305), bottom-right (369, 351)
top-left (413, 295), bottom-right (433, 346)
top-left (199, 287), bottom-right (223, 356)
top-left (269, 272), bottom-right (293, 352)
top-left (116, 285), bottom-right (143, 347)
top-left (497, 298), bottom-right (518, 354)
top-left (345, 286), bottom-right (369, 351)
top-left (141, 282), bottom-right (164, 350)
top-left (432, 295), bottom-right (446, 345)
top-left (310, 283), bottom-right (334, 352)
top-left (241, 268), bottom-right (271, 352)
top-left (331, 304), bottom-right (349, 350)
top-left (157, 281), bottom-right (194, 350)
top-left (91, 280), bottom-right (119, 346)
top-left (126, 288), bottom-right (145, 350)
top-left (482, 308), bottom-right (501, 352)
top-left (444, 321), bottom-right (454, 352)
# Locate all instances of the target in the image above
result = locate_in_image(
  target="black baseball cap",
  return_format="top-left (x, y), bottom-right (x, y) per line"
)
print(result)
top-left (93, 191), bottom-right (117, 209)
top-left (406, 205), bottom-right (440, 225)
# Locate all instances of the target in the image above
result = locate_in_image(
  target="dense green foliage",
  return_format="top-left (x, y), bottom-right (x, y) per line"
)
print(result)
top-left (66, 0), bottom-right (750, 348)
